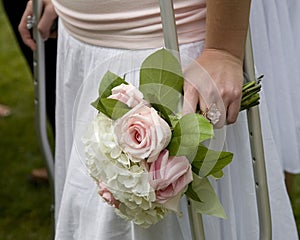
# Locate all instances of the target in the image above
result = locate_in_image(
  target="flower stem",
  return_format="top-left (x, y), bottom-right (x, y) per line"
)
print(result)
top-left (240, 76), bottom-right (262, 111)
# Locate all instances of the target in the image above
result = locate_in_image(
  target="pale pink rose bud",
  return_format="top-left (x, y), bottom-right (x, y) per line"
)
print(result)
top-left (98, 182), bottom-right (119, 208)
top-left (109, 83), bottom-right (147, 108)
top-left (114, 103), bottom-right (171, 162)
top-left (148, 149), bottom-right (193, 210)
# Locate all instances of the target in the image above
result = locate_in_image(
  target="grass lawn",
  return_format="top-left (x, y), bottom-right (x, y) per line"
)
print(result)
top-left (292, 174), bottom-right (300, 237)
top-left (0, 2), bottom-right (299, 239)
top-left (0, 2), bottom-right (53, 240)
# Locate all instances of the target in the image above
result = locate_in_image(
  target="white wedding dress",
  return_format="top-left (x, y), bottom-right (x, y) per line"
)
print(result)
top-left (54, 22), bottom-right (298, 239)
top-left (250, 0), bottom-right (300, 174)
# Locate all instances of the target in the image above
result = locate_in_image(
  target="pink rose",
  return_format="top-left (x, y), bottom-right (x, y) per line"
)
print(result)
top-left (148, 149), bottom-right (193, 211)
top-left (114, 103), bottom-right (171, 162)
top-left (98, 182), bottom-right (119, 208)
top-left (109, 83), bottom-right (146, 108)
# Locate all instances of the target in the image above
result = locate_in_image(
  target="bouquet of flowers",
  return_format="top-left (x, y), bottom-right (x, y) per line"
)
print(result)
top-left (83, 49), bottom-right (261, 228)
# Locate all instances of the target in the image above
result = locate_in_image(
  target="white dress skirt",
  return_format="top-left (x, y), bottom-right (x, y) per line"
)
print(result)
top-left (287, 0), bottom-right (300, 62)
top-left (284, 0), bottom-right (300, 169)
top-left (250, 0), bottom-right (300, 174)
top-left (54, 22), bottom-right (299, 239)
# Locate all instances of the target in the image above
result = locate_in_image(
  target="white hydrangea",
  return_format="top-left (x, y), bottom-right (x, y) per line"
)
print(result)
top-left (83, 113), bottom-right (169, 227)
top-left (116, 201), bottom-right (168, 228)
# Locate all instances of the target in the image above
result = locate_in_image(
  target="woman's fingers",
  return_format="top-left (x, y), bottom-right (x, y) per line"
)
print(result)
top-left (182, 49), bottom-right (243, 128)
top-left (226, 95), bottom-right (242, 124)
top-left (18, 0), bottom-right (36, 50)
top-left (38, 1), bottom-right (58, 40)
top-left (18, 0), bottom-right (58, 50)
top-left (182, 79), bottom-right (198, 115)
top-left (183, 60), bottom-right (226, 127)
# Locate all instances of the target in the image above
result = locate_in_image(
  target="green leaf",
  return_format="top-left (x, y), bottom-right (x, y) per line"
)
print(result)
top-left (168, 114), bottom-right (180, 128)
top-left (150, 103), bottom-right (172, 126)
top-left (190, 144), bottom-right (233, 177)
top-left (139, 49), bottom-right (184, 113)
top-left (98, 71), bottom-right (127, 99)
top-left (139, 84), bottom-right (182, 114)
top-left (185, 183), bottom-right (202, 202)
top-left (211, 170), bottom-right (224, 179)
top-left (94, 98), bottom-right (130, 120)
top-left (167, 113), bottom-right (213, 156)
top-left (91, 71), bottom-right (127, 112)
top-left (187, 173), bottom-right (226, 218)
top-left (140, 49), bottom-right (183, 90)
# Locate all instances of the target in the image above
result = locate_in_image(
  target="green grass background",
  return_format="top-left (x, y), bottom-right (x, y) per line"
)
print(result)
top-left (0, 2), bottom-right (299, 239)
top-left (0, 2), bottom-right (53, 239)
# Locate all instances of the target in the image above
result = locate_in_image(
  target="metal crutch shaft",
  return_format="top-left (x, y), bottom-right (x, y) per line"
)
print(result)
top-left (160, 1), bottom-right (272, 239)
top-left (32, 0), bottom-right (54, 184)
top-left (32, 0), bottom-right (55, 237)
top-left (244, 28), bottom-right (272, 240)
top-left (159, 0), bottom-right (205, 239)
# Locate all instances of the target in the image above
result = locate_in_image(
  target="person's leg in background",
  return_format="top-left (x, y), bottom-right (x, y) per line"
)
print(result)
top-left (2, 0), bottom-right (57, 183)
top-left (0, 104), bottom-right (11, 117)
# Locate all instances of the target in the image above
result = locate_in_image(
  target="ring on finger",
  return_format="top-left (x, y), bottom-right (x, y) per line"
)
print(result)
top-left (26, 15), bottom-right (35, 30)
top-left (201, 103), bottom-right (221, 125)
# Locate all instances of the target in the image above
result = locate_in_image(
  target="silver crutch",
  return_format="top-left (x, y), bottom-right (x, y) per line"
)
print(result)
top-left (159, 1), bottom-right (272, 239)
top-left (32, 0), bottom-right (55, 237)
top-left (244, 27), bottom-right (272, 240)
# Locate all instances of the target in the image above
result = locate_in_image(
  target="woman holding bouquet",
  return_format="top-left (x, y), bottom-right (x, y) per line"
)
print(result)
top-left (19, 0), bottom-right (298, 239)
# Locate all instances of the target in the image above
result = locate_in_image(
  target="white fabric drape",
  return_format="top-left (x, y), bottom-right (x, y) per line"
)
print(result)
top-left (55, 22), bottom-right (298, 239)
top-left (250, 0), bottom-right (300, 174)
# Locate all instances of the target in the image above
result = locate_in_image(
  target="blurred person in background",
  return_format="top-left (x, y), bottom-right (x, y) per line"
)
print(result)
top-left (0, 104), bottom-right (11, 117)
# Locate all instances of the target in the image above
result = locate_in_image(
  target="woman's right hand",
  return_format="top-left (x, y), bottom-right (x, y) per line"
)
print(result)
top-left (18, 0), bottom-right (58, 51)
top-left (182, 49), bottom-right (244, 128)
